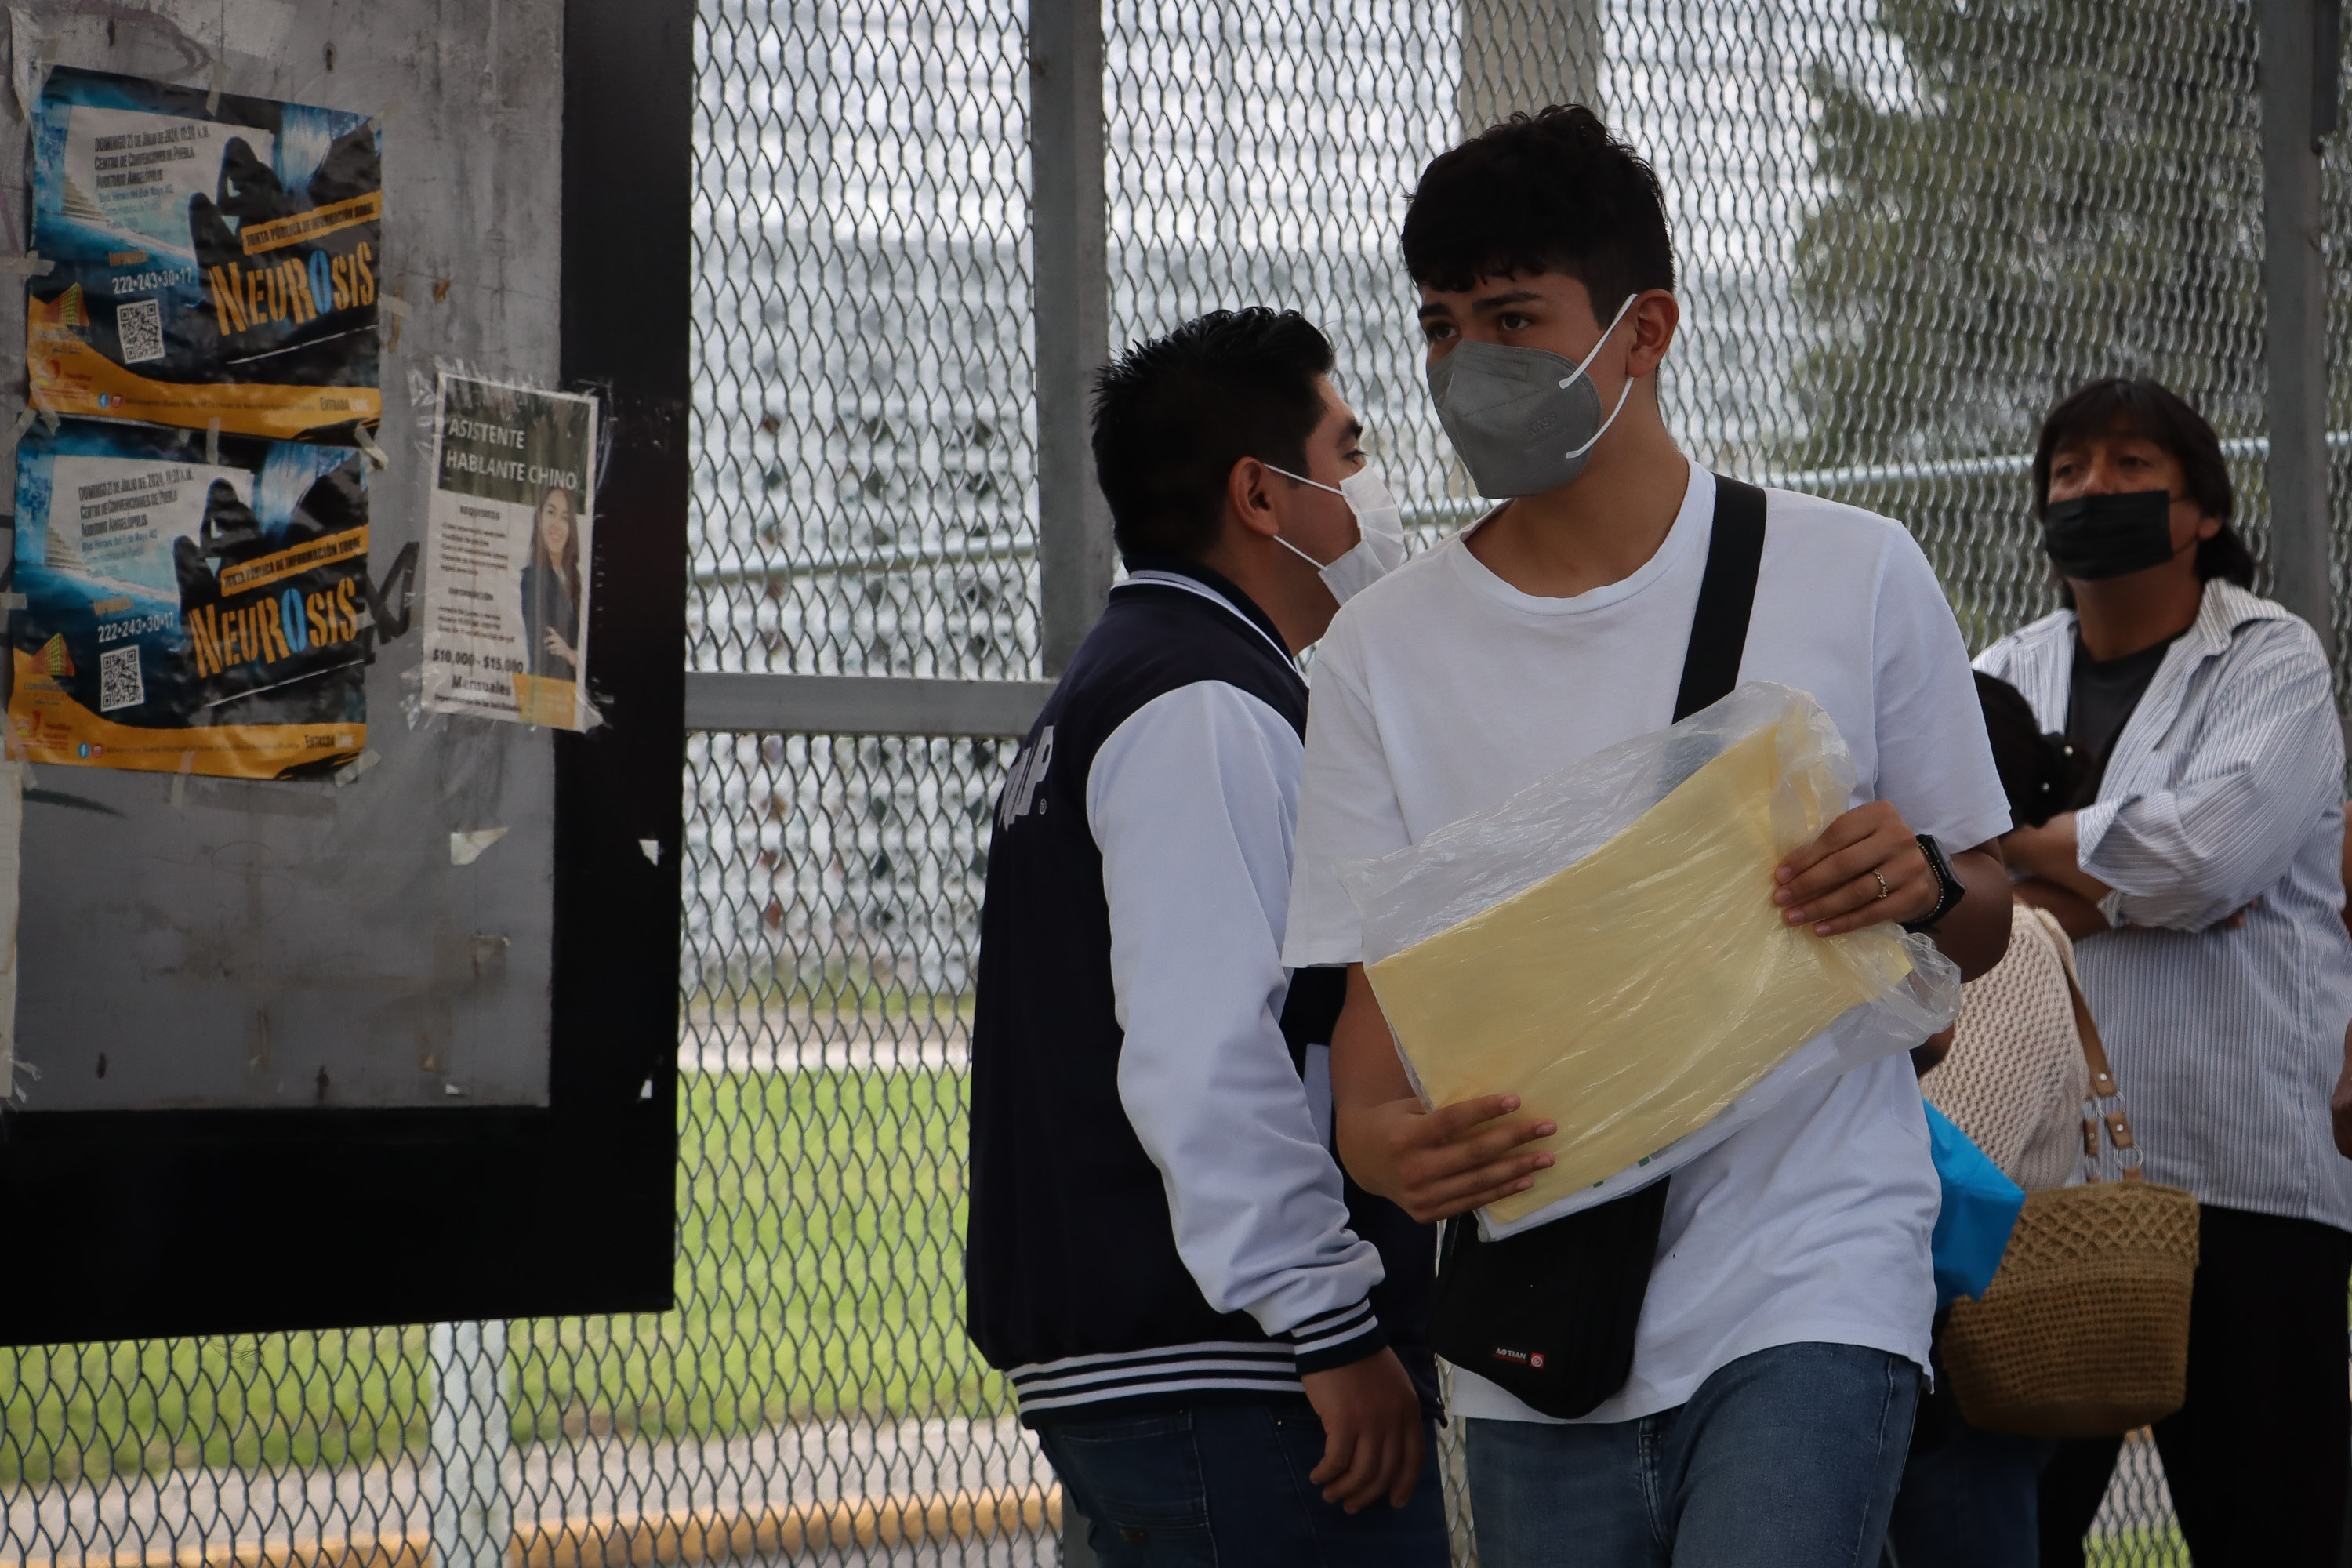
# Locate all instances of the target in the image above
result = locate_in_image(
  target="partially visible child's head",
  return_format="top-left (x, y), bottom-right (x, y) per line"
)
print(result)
top-left (1975, 671), bottom-right (2089, 829)
top-left (1402, 105), bottom-right (1675, 319)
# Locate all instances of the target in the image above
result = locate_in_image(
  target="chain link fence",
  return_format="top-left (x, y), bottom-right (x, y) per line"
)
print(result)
top-left (691, 0), bottom-right (1041, 682)
top-left (8, 2), bottom-right (2352, 1566)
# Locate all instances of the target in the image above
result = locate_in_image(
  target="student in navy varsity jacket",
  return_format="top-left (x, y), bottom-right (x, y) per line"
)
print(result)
top-left (965, 307), bottom-right (1445, 1565)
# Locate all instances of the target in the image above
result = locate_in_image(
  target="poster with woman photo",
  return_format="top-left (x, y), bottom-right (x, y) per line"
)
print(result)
top-left (420, 374), bottom-right (597, 729)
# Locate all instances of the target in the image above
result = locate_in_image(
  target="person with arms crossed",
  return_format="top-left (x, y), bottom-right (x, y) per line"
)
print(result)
top-left (964, 307), bottom-right (1443, 1566)
top-left (1977, 376), bottom-right (2352, 1568)
top-left (1280, 107), bottom-right (2014, 1567)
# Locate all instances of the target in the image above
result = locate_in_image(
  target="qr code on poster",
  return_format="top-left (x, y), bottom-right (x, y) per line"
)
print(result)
top-left (115, 297), bottom-right (164, 365)
top-left (99, 644), bottom-right (143, 712)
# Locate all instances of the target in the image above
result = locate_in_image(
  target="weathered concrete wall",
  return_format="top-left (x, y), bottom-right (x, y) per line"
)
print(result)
top-left (5, 0), bottom-right (566, 1109)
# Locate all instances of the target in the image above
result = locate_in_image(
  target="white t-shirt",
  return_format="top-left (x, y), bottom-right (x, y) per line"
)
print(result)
top-left (1281, 461), bottom-right (2013, 1425)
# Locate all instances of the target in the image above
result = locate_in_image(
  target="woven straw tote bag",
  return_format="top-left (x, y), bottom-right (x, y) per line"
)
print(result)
top-left (1941, 958), bottom-right (2200, 1439)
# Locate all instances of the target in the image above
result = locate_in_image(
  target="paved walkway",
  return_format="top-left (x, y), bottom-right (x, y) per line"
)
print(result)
top-left (9, 1411), bottom-right (2177, 1566)
top-left (679, 1007), bottom-right (969, 1074)
top-left (7, 1412), bottom-right (2176, 1566)
top-left (5, 1415), bottom-right (1051, 1567)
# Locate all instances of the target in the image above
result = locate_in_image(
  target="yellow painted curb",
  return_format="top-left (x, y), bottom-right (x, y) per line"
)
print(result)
top-left (517, 1483), bottom-right (1062, 1566)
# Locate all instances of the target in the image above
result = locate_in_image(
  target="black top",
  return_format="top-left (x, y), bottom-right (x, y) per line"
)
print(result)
top-left (521, 561), bottom-right (579, 676)
top-left (2067, 630), bottom-right (2178, 800)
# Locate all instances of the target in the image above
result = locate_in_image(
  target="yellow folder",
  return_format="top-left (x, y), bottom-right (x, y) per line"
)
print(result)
top-left (1364, 700), bottom-right (1915, 1225)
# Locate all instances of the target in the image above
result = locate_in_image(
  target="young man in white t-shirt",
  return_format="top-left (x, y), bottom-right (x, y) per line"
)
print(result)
top-left (1279, 106), bottom-right (2016, 1566)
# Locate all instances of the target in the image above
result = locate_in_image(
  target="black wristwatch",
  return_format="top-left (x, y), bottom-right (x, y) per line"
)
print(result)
top-left (1901, 834), bottom-right (1965, 933)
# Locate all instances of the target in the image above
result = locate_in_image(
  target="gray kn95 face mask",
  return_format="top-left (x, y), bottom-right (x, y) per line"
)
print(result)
top-left (1425, 291), bottom-right (1639, 498)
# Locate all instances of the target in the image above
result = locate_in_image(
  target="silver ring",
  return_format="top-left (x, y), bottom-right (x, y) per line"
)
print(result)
top-left (1871, 868), bottom-right (1891, 901)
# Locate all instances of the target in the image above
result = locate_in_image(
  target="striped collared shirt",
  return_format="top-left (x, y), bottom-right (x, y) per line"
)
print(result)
top-left (1976, 579), bottom-right (2352, 1229)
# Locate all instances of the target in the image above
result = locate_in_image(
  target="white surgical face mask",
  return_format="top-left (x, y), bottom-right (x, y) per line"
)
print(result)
top-left (1261, 461), bottom-right (1408, 605)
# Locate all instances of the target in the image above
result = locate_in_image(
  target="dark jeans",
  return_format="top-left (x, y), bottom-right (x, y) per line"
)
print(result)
top-left (1883, 1415), bottom-right (2054, 1566)
top-left (1036, 1400), bottom-right (1449, 1567)
top-left (2038, 1204), bottom-right (2352, 1568)
top-left (1463, 1341), bottom-right (1921, 1567)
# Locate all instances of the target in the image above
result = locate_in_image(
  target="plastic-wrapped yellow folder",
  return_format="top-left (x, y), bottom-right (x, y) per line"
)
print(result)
top-left (1342, 684), bottom-right (1953, 1231)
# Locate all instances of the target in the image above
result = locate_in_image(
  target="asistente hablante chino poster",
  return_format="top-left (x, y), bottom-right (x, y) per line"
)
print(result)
top-left (421, 374), bottom-right (598, 731)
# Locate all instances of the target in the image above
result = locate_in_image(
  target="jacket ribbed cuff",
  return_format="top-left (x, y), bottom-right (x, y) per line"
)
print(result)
top-left (1280, 1297), bottom-right (1388, 1375)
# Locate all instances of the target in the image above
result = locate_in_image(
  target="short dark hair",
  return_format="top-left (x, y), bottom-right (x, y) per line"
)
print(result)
top-left (1400, 105), bottom-right (1677, 317)
top-left (2032, 376), bottom-right (2256, 591)
top-left (1974, 671), bottom-right (2089, 829)
top-left (1091, 307), bottom-right (1334, 563)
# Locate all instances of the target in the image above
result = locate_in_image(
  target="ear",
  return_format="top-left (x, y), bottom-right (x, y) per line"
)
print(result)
top-left (1624, 290), bottom-right (1680, 379)
top-left (2194, 514), bottom-right (2222, 542)
top-left (1224, 456), bottom-right (1283, 541)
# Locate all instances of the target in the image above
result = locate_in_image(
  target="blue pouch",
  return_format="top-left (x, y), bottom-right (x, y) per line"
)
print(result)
top-left (1924, 1100), bottom-right (2024, 1309)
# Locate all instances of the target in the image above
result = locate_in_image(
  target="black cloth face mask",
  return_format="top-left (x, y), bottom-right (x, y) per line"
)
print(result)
top-left (2041, 488), bottom-right (2180, 581)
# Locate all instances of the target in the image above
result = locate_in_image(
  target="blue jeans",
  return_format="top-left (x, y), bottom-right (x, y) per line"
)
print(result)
top-left (1465, 1341), bottom-right (1921, 1567)
top-left (1882, 1414), bottom-right (2053, 1567)
top-left (1036, 1401), bottom-right (1449, 1566)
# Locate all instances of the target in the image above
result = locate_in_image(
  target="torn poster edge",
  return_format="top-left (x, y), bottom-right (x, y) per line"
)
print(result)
top-left (449, 825), bottom-right (508, 866)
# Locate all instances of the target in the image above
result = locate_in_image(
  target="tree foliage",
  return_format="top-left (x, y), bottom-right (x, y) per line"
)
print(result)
top-left (1790, 1), bottom-right (2267, 471)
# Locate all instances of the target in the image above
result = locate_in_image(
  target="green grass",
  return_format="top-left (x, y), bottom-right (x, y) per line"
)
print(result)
top-left (0, 1067), bottom-right (1003, 1489)
top-left (0, 1330), bottom-right (432, 1485)
top-left (2085, 1522), bottom-right (2190, 1566)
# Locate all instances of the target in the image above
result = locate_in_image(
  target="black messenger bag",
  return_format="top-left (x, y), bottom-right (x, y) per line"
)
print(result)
top-left (1424, 474), bottom-right (1767, 1419)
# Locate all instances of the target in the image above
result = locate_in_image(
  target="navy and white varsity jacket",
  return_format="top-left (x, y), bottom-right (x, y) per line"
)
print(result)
top-left (965, 558), bottom-right (1436, 1425)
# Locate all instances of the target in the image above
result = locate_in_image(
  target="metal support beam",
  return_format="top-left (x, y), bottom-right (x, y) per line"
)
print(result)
top-left (429, 1321), bottom-right (513, 1568)
top-left (684, 673), bottom-right (1052, 738)
top-left (2261, 0), bottom-right (2339, 655)
top-left (1030, 0), bottom-right (1114, 675)
top-left (1460, 0), bottom-right (1604, 134)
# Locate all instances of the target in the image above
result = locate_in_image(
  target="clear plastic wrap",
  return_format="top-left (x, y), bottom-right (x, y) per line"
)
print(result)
top-left (1340, 682), bottom-right (1959, 1239)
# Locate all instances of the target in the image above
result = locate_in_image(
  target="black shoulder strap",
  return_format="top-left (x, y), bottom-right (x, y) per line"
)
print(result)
top-left (1671, 476), bottom-right (1768, 723)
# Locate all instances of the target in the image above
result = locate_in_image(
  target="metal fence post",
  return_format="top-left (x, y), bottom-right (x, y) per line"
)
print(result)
top-left (1030, 0), bottom-right (1114, 677)
top-left (2260, 0), bottom-right (2339, 655)
top-left (1459, 0), bottom-right (1604, 133)
top-left (1029, 0), bottom-right (1109, 1531)
top-left (429, 1320), bottom-right (513, 1568)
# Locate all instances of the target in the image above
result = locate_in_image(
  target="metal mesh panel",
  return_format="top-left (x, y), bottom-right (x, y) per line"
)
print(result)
top-left (690, 0), bottom-right (1041, 679)
top-left (1763, 0), bottom-right (2273, 664)
top-left (4, 730), bottom-right (1047, 1568)
top-left (2092, 1436), bottom-right (2187, 1568)
top-left (1104, 2), bottom-right (1472, 542)
top-left (16, 4), bottom-right (2352, 1567)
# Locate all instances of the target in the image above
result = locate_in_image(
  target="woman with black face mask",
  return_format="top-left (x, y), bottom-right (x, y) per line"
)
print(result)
top-left (1975, 377), bottom-right (2352, 1568)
